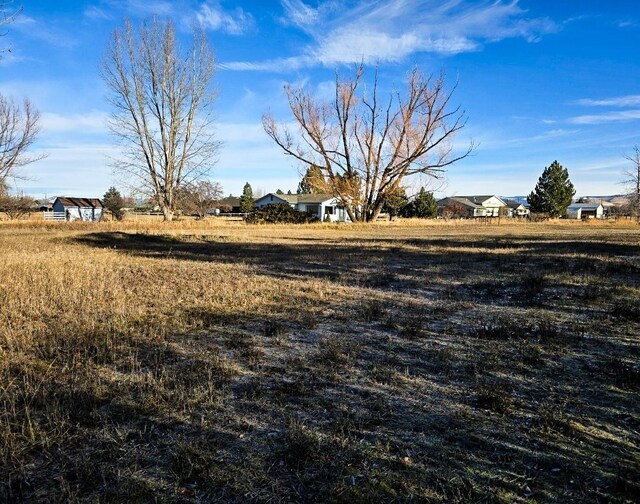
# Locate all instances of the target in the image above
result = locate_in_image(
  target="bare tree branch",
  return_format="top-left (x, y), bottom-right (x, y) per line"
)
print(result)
top-left (621, 145), bottom-right (640, 221)
top-left (0, 95), bottom-right (45, 185)
top-left (1, 1), bottom-right (21, 46)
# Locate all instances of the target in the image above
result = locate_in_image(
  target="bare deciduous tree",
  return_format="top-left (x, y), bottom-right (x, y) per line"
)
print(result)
top-left (0, 181), bottom-right (35, 220)
top-left (176, 179), bottom-right (223, 219)
top-left (0, 193), bottom-right (34, 220)
top-left (0, 95), bottom-right (43, 185)
top-left (263, 65), bottom-right (472, 222)
top-left (102, 18), bottom-right (219, 222)
top-left (622, 145), bottom-right (640, 221)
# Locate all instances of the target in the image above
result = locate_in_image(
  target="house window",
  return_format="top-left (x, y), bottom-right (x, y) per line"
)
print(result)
top-left (324, 206), bottom-right (334, 215)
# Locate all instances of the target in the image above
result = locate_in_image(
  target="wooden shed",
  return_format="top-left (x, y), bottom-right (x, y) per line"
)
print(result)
top-left (52, 197), bottom-right (104, 222)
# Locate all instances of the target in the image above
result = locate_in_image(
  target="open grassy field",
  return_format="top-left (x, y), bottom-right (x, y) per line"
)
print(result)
top-left (0, 219), bottom-right (639, 502)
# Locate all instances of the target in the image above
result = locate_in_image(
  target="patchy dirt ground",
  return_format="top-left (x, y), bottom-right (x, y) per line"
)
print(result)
top-left (1, 220), bottom-right (639, 502)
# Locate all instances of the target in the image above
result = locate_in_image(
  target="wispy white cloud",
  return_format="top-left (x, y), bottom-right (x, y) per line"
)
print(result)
top-left (618, 20), bottom-right (638, 28)
top-left (84, 6), bottom-right (113, 20)
top-left (194, 2), bottom-right (254, 35)
top-left (219, 55), bottom-right (312, 72)
top-left (12, 15), bottom-right (78, 48)
top-left (0, 51), bottom-right (27, 66)
top-left (215, 122), bottom-right (266, 143)
top-left (224, 0), bottom-right (559, 71)
top-left (21, 143), bottom-right (117, 198)
top-left (477, 128), bottom-right (580, 150)
top-left (280, 0), bottom-right (323, 28)
top-left (93, 0), bottom-right (254, 34)
top-left (115, 0), bottom-right (177, 17)
top-left (568, 110), bottom-right (640, 125)
top-left (40, 110), bottom-right (110, 134)
top-left (573, 95), bottom-right (640, 107)
top-left (573, 158), bottom-right (627, 173)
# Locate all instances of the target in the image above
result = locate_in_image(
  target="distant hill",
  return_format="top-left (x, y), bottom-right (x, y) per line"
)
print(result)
top-left (501, 196), bottom-right (529, 206)
top-left (501, 195), bottom-right (629, 208)
top-left (577, 195), bottom-right (627, 203)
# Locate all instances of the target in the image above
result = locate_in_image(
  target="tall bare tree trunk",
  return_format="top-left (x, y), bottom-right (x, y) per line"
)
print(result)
top-left (623, 145), bottom-right (640, 222)
top-left (161, 206), bottom-right (174, 222)
top-left (102, 18), bottom-right (219, 222)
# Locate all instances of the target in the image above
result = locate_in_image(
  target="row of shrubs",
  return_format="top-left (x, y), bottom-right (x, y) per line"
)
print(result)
top-left (245, 203), bottom-right (320, 224)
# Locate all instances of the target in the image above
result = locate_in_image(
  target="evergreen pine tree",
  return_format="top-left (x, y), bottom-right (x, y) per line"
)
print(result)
top-left (527, 161), bottom-right (575, 217)
top-left (103, 186), bottom-right (125, 220)
top-left (239, 182), bottom-right (254, 213)
top-left (405, 187), bottom-right (438, 218)
top-left (297, 164), bottom-right (324, 194)
top-left (382, 186), bottom-right (408, 219)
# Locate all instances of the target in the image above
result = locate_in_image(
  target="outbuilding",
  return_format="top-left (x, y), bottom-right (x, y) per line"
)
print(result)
top-left (52, 197), bottom-right (104, 222)
top-left (565, 203), bottom-right (604, 219)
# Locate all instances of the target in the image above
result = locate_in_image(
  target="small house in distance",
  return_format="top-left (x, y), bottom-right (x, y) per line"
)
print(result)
top-left (437, 195), bottom-right (507, 218)
top-left (503, 199), bottom-right (530, 218)
top-left (52, 197), bottom-right (104, 221)
top-left (254, 193), bottom-right (350, 222)
top-left (566, 202), bottom-right (604, 219)
top-left (215, 196), bottom-right (241, 214)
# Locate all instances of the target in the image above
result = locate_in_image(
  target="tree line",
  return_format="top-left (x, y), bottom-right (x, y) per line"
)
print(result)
top-left (1, 12), bottom-right (639, 222)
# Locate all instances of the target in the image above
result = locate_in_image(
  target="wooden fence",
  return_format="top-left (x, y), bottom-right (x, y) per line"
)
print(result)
top-left (42, 212), bottom-right (66, 221)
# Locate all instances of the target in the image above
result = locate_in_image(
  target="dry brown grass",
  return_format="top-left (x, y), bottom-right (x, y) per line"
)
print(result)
top-left (0, 219), bottom-right (639, 502)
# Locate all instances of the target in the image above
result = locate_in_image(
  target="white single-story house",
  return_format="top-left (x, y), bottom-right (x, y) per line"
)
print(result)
top-left (437, 195), bottom-right (507, 218)
top-left (504, 199), bottom-right (530, 218)
top-left (254, 193), bottom-right (350, 222)
top-left (566, 203), bottom-right (604, 219)
top-left (52, 197), bottom-right (104, 222)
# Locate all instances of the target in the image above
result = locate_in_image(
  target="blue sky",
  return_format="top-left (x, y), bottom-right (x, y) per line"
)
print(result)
top-left (1, 0), bottom-right (639, 199)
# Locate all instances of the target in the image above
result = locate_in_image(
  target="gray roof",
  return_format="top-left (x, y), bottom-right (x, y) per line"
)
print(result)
top-left (296, 193), bottom-right (335, 204)
top-left (456, 195), bottom-right (502, 205)
top-left (503, 199), bottom-right (525, 209)
top-left (254, 193), bottom-right (296, 205)
top-left (567, 203), bottom-right (603, 211)
top-left (256, 193), bottom-right (336, 205)
top-left (437, 196), bottom-right (482, 209)
top-left (274, 193), bottom-right (299, 203)
top-left (438, 195), bottom-right (507, 208)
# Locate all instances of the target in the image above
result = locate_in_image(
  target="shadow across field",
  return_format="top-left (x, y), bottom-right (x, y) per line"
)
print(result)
top-left (76, 231), bottom-right (640, 285)
top-left (2, 229), bottom-right (628, 502)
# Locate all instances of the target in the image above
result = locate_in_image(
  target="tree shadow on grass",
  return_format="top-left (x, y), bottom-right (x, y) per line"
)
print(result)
top-left (74, 232), bottom-right (640, 284)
